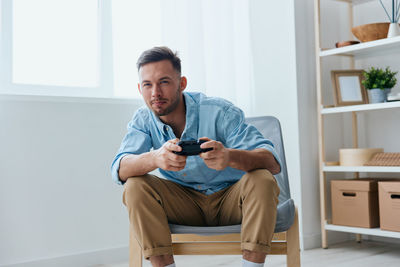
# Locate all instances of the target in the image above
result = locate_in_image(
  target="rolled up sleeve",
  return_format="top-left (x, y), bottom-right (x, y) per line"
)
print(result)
top-left (111, 111), bottom-right (152, 185)
top-left (221, 106), bottom-right (282, 174)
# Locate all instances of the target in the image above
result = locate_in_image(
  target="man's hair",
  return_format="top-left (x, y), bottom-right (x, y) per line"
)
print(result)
top-left (136, 46), bottom-right (181, 75)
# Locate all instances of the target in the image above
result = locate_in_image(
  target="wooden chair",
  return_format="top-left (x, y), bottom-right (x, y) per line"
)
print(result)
top-left (129, 208), bottom-right (300, 266)
top-left (128, 116), bottom-right (301, 267)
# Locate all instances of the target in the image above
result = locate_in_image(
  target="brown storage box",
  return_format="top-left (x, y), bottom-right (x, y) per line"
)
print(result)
top-left (331, 179), bottom-right (379, 228)
top-left (378, 181), bottom-right (400, 232)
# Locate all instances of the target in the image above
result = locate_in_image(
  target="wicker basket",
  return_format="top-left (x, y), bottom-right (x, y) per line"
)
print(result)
top-left (364, 152), bottom-right (400, 166)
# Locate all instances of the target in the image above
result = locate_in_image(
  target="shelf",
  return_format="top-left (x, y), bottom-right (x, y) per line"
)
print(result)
top-left (325, 224), bottom-right (400, 238)
top-left (320, 36), bottom-right (400, 57)
top-left (323, 166), bottom-right (400, 172)
top-left (321, 101), bottom-right (400, 114)
top-left (330, 0), bottom-right (375, 5)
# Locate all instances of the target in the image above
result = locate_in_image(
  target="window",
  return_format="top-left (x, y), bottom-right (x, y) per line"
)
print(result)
top-left (111, 0), bottom-right (162, 98)
top-left (0, 0), bottom-right (252, 104)
top-left (0, 0), bottom-right (165, 99)
top-left (0, 0), bottom-right (166, 98)
top-left (12, 0), bottom-right (99, 87)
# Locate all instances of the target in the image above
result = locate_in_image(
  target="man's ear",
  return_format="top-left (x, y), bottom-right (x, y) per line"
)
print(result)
top-left (137, 83), bottom-right (142, 95)
top-left (180, 76), bottom-right (187, 92)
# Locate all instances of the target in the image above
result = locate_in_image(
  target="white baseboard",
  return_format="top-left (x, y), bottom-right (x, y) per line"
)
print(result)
top-left (302, 231), bottom-right (353, 250)
top-left (1, 246), bottom-right (129, 267)
top-left (302, 232), bottom-right (322, 250)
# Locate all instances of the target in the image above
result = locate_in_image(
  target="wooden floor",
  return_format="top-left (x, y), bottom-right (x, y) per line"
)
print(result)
top-left (97, 240), bottom-right (400, 267)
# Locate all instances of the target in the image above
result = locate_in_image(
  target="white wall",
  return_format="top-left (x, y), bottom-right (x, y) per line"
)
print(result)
top-left (293, 0), bottom-right (322, 249)
top-left (249, 0), bottom-right (304, 247)
top-left (250, 1), bottom-right (299, 149)
top-left (0, 96), bottom-right (141, 266)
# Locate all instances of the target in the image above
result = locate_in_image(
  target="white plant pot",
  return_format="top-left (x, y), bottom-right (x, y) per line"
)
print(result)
top-left (387, 23), bottom-right (400, 38)
top-left (367, 88), bottom-right (391, 103)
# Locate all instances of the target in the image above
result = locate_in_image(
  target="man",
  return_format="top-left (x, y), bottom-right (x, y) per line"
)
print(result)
top-left (111, 46), bottom-right (281, 267)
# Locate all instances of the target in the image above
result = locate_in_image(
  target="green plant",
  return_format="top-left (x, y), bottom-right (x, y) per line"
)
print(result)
top-left (362, 67), bottom-right (398, 90)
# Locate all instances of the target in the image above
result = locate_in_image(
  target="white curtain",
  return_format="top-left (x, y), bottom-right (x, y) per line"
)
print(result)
top-left (159, 0), bottom-right (256, 116)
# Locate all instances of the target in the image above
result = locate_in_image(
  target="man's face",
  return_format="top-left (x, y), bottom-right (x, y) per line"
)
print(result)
top-left (138, 60), bottom-right (186, 117)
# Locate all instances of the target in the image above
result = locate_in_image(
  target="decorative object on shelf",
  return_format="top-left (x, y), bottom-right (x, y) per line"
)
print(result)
top-left (331, 70), bottom-right (368, 106)
top-left (387, 92), bottom-right (400, 101)
top-left (351, 22), bottom-right (390, 42)
top-left (362, 67), bottom-right (398, 103)
top-left (379, 0), bottom-right (400, 37)
top-left (339, 148), bottom-right (383, 166)
top-left (368, 88), bottom-right (391, 103)
top-left (388, 23), bottom-right (400, 37)
top-left (364, 152), bottom-right (400, 166)
top-left (335, 40), bottom-right (360, 48)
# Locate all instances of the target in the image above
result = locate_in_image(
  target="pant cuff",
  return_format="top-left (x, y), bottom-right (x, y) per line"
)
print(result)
top-left (241, 242), bottom-right (271, 254)
top-left (143, 246), bottom-right (174, 259)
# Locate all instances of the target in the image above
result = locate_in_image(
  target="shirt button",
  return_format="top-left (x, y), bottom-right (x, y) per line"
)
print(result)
top-left (183, 173), bottom-right (187, 177)
top-left (197, 185), bottom-right (201, 189)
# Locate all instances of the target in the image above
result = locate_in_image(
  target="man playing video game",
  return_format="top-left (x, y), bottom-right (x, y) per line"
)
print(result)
top-left (111, 46), bottom-right (281, 267)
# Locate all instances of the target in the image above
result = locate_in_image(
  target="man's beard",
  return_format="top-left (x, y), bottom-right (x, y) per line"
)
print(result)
top-left (151, 86), bottom-right (181, 117)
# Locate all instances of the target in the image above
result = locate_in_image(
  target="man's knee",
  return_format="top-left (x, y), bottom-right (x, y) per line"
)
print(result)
top-left (123, 175), bottom-right (155, 206)
top-left (241, 169), bottom-right (280, 197)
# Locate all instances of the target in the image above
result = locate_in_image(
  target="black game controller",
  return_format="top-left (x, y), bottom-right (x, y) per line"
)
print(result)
top-left (173, 140), bottom-right (213, 156)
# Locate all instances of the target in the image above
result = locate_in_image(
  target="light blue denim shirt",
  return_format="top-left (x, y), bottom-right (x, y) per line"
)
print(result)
top-left (111, 92), bottom-right (281, 195)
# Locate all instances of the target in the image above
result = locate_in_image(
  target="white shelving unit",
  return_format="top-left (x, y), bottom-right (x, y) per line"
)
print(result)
top-left (320, 35), bottom-right (400, 57)
top-left (321, 101), bottom-right (400, 114)
top-left (331, 0), bottom-right (375, 4)
top-left (325, 224), bottom-right (400, 239)
top-left (314, 0), bottom-right (400, 248)
top-left (323, 166), bottom-right (400, 172)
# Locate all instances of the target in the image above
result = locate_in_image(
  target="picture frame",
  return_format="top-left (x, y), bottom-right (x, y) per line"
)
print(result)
top-left (331, 70), bottom-right (368, 106)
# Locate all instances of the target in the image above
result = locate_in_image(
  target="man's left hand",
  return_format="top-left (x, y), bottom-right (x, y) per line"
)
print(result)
top-left (199, 137), bottom-right (230, 170)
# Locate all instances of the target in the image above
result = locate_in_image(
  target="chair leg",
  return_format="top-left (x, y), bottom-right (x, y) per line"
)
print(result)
top-left (286, 207), bottom-right (301, 267)
top-left (129, 226), bottom-right (143, 267)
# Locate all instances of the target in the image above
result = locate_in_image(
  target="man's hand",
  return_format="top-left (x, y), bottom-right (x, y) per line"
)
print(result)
top-left (153, 138), bottom-right (187, 171)
top-left (199, 137), bottom-right (230, 170)
top-left (198, 138), bottom-right (281, 174)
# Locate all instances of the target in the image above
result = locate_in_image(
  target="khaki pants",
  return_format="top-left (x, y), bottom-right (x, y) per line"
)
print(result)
top-left (123, 169), bottom-right (280, 259)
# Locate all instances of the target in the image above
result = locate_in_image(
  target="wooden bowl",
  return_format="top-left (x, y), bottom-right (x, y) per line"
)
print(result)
top-left (351, 23), bottom-right (389, 42)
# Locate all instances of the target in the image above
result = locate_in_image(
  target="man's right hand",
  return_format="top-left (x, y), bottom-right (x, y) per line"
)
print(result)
top-left (152, 138), bottom-right (187, 171)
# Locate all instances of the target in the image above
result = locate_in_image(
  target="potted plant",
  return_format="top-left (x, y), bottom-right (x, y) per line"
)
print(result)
top-left (362, 67), bottom-right (398, 103)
